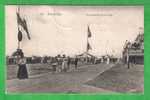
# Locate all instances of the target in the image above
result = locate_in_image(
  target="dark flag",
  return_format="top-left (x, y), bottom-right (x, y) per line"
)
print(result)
top-left (17, 12), bottom-right (31, 40)
top-left (88, 25), bottom-right (92, 38)
top-left (87, 42), bottom-right (92, 51)
top-left (22, 19), bottom-right (31, 40)
top-left (16, 12), bottom-right (23, 25)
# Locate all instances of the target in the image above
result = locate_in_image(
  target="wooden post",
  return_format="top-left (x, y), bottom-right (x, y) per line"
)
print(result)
top-left (127, 48), bottom-right (130, 69)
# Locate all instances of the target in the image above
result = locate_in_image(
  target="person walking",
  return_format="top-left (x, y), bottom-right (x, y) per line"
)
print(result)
top-left (67, 56), bottom-right (71, 71)
top-left (51, 57), bottom-right (58, 73)
top-left (74, 56), bottom-right (78, 69)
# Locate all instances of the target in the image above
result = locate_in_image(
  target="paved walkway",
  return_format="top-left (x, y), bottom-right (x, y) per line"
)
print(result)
top-left (6, 63), bottom-right (114, 93)
top-left (86, 64), bottom-right (144, 93)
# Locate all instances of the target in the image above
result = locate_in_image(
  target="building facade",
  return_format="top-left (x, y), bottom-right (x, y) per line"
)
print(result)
top-left (122, 33), bottom-right (144, 64)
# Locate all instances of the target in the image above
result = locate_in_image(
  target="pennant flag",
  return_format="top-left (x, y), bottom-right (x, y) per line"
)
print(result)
top-left (22, 19), bottom-right (31, 40)
top-left (16, 12), bottom-right (23, 25)
top-left (17, 12), bottom-right (31, 40)
top-left (88, 25), bottom-right (92, 38)
top-left (87, 42), bottom-right (92, 51)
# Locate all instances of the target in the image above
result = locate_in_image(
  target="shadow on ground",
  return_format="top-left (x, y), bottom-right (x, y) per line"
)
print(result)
top-left (85, 63), bottom-right (144, 93)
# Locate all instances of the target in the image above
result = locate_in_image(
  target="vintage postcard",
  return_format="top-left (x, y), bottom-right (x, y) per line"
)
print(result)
top-left (5, 6), bottom-right (144, 93)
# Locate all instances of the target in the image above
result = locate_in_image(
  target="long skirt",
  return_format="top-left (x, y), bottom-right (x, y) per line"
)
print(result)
top-left (62, 61), bottom-right (67, 72)
top-left (17, 64), bottom-right (28, 79)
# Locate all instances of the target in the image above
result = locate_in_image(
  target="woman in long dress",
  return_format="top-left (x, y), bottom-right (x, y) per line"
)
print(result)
top-left (62, 58), bottom-right (67, 72)
top-left (17, 53), bottom-right (28, 79)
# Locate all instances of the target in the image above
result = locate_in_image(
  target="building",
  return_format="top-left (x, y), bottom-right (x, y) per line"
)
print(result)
top-left (122, 33), bottom-right (144, 64)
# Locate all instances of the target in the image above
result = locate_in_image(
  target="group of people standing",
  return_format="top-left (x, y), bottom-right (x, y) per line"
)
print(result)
top-left (51, 56), bottom-right (79, 73)
top-left (15, 49), bottom-right (79, 79)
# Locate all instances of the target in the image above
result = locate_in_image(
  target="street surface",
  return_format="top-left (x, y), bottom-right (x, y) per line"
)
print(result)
top-left (6, 63), bottom-right (143, 93)
top-left (7, 63), bottom-right (114, 93)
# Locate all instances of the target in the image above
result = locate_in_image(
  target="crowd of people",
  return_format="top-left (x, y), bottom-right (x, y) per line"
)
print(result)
top-left (15, 49), bottom-right (81, 79)
top-left (11, 49), bottom-right (119, 80)
top-left (50, 56), bottom-right (79, 73)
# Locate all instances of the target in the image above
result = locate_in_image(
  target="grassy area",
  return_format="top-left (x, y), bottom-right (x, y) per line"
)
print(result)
top-left (86, 63), bottom-right (144, 93)
top-left (7, 63), bottom-right (52, 80)
top-left (7, 62), bottom-right (91, 80)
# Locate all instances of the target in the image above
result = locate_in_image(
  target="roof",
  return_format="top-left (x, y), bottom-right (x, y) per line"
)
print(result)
top-left (77, 52), bottom-right (95, 57)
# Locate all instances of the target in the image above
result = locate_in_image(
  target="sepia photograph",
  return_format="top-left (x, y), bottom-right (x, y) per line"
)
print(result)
top-left (5, 6), bottom-right (144, 93)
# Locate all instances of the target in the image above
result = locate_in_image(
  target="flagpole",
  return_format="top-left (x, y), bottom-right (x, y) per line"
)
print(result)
top-left (86, 26), bottom-right (88, 53)
top-left (18, 40), bottom-right (20, 49)
top-left (16, 6), bottom-right (21, 62)
top-left (85, 25), bottom-right (88, 63)
top-left (17, 6), bottom-right (20, 50)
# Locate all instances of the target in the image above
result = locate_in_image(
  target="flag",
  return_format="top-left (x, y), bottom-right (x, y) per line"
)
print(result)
top-left (22, 19), bottom-right (31, 40)
top-left (87, 42), bottom-right (92, 51)
top-left (17, 12), bottom-right (31, 40)
top-left (16, 12), bottom-right (23, 25)
top-left (88, 25), bottom-right (92, 37)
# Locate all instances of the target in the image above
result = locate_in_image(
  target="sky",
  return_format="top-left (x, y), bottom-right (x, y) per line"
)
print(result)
top-left (5, 6), bottom-right (144, 57)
